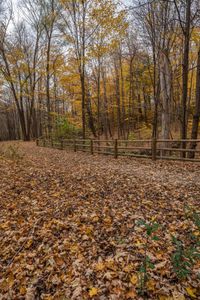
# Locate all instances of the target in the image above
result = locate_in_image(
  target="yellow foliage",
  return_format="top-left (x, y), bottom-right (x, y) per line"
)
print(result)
top-left (89, 287), bottom-right (98, 297)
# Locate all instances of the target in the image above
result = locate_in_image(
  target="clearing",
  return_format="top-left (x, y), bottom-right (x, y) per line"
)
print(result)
top-left (0, 142), bottom-right (200, 300)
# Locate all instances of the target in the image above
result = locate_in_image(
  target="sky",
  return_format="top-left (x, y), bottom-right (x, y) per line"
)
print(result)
top-left (12, 0), bottom-right (134, 10)
top-left (11, 0), bottom-right (135, 22)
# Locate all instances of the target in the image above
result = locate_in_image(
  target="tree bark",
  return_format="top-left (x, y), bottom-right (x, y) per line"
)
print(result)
top-left (159, 50), bottom-right (172, 142)
top-left (188, 48), bottom-right (200, 158)
top-left (181, 0), bottom-right (191, 156)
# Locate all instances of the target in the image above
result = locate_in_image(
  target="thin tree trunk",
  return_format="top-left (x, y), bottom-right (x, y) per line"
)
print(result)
top-left (119, 51), bottom-right (125, 138)
top-left (159, 50), bottom-right (171, 142)
top-left (46, 36), bottom-right (52, 137)
top-left (188, 48), bottom-right (200, 158)
top-left (181, 0), bottom-right (191, 156)
top-left (114, 58), bottom-right (122, 138)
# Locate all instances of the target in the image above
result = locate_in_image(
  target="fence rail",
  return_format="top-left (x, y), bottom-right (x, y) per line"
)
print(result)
top-left (36, 138), bottom-right (200, 162)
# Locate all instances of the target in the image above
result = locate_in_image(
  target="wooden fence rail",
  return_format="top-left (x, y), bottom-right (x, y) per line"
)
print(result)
top-left (36, 138), bottom-right (200, 162)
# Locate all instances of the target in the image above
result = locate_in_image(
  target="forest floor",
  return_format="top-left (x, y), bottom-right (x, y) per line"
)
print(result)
top-left (0, 142), bottom-right (200, 300)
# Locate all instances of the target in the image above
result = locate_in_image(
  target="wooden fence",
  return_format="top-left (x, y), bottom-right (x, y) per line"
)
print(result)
top-left (36, 138), bottom-right (200, 162)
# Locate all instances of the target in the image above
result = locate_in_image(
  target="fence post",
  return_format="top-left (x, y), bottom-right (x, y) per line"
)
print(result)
top-left (60, 139), bottom-right (64, 150)
top-left (74, 139), bottom-right (77, 152)
top-left (152, 137), bottom-right (157, 161)
top-left (90, 139), bottom-right (94, 155)
top-left (114, 139), bottom-right (118, 159)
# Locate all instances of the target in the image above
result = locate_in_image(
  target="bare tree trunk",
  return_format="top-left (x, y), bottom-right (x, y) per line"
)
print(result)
top-left (152, 45), bottom-right (159, 139)
top-left (188, 48), bottom-right (200, 158)
top-left (159, 50), bottom-right (172, 142)
top-left (80, 73), bottom-right (86, 139)
top-left (46, 35), bottom-right (52, 136)
top-left (86, 84), bottom-right (96, 137)
top-left (81, 1), bottom-right (86, 139)
top-left (180, 0), bottom-right (191, 156)
top-left (119, 50), bottom-right (125, 138)
top-left (128, 58), bottom-right (134, 134)
top-left (97, 56), bottom-right (101, 138)
top-left (102, 66), bottom-right (110, 139)
top-left (114, 58), bottom-right (122, 138)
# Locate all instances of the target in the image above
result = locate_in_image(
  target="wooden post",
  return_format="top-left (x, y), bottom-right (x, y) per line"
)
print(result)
top-left (114, 139), bottom-right (118, 159)
top-left (90, 139), bottom-right (94, 155)
top-left (36, 139), bottom-right (39, 146)
top-left (152, 137), bottom-right (157, 161)
top-left (60, 139), bottom-right (64, 150)
top-left (74, 139), bottom-right (77, 152)
top-left (43, 139), bottom-right (46, 147)
top-left (51, 138), bottom-right (54, 148)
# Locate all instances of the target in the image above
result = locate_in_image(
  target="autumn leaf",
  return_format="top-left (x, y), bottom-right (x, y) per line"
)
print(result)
top-left (186, 287), bottom-right (197, 298)
top-left (95, 262), bottom-right (105, 271)
top-left (20, 286), bottom-right (27, 295)
top-left (134, 240), bottom-right (143, 247)
top-left (155, 260), bottom-right (167, 270)
top-left (89, 287), bottom-right (98, 297)
top-left (130, 274), bottom-right (138, 285)
top-left (172, 291), bottom-right (185, 300)
top-left (26, 239), bottom-right (33, 249)
top-left (159, 296), bottom-right (173, 300)
top-left (7, 273), bottom-right (15, 288)
top-left (146, 279), bottom-right (156, 291)
top-left (126, 289), bottom-right (136, 299)
top-left (0, 280), bottom-right (8, 292)
top-left (123, 264), bottom-right (133, 273)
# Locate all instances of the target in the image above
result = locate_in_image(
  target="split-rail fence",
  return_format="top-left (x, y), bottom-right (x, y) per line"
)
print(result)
top-left (36, 138), bottom-right (200, 162)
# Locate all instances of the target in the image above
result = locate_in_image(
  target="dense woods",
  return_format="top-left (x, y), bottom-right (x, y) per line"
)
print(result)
top-left (0, 0), bottom-right (200, 144)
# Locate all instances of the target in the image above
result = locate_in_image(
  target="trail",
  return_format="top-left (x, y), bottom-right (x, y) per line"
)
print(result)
top-left (0, 142), bottom-right (199, 300)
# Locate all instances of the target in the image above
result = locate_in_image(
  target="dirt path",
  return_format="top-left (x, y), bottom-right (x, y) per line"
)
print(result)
top-left (0, 142), bottom-right (199, 300)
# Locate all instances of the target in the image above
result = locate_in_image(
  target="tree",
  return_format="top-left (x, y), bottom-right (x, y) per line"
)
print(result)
top-left (188, 46), bottom-right (200, 157)
top-left (173, 0), bottom-right (192, 155)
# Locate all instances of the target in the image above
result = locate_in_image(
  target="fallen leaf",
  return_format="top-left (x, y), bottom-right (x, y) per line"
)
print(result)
top-left (159, 296), bottom-right (173, 300)
top-left (172, 291), bottom-right (185, 300)
top-left (126, 289), bottom-right (136, 299)
top-left (186, 287), bottom-right (197, 298)
top-left (155, 260), bottom-right (167, 270)
top-left (20, 286), bottom-right (27, 295)
top-left (89, 287), bottom-right (98, 297)
top-left (130, 274), bottom-right (138, 285)
top-left (95, 262), bottom-right (105, 271)
top-left (146, 279), bottom-right (156, 291)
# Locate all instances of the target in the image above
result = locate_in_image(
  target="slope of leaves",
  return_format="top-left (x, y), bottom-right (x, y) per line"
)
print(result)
top-left (0, 142), bottom-right (199, 300)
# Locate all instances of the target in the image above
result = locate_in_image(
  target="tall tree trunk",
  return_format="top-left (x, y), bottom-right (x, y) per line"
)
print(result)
top-left (119, 51), bottom-right (125, 138)
top-left (97, 56), bottom-right (101, 138)
top-left (128, 58), bottom-right (134, 134)
top-left (181, 0), bottom-right (191, 156)
top-left (159, 50), bottom-right (172, 142)
top-left (188, 48), bottom-right (200, 158)
top-left (81, 72), bottom-right (86, 139)
top-left (81, 1), bottom-right (86, 139)
top-left (152, 44), bottom-right (159, 139)
top-left (46, 36), bottom-right (52, 137)
top-left (114, 58), bottom-right (122, 138)
top-left (102, 66), bottom-right (110, 139)
top-left (86, 85), bottom-right (96, 137)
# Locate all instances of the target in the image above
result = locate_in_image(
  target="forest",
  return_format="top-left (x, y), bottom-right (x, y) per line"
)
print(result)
top-left (0, 0), bottom-right (200, 300)
top-left (0, 0), bottom-right (200, 145)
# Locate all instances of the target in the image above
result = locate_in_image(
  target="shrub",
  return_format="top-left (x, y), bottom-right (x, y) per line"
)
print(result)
top-left (53, 116), bottom-right (82, 139)
top-left (0, 144), bottom-right (24, 161)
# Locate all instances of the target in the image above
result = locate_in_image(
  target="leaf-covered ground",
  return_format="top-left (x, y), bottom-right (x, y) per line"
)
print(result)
top-left (0, 142), bottom-right (200, 300)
